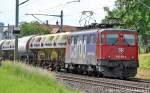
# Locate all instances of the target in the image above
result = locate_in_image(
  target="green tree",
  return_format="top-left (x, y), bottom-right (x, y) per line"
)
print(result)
top-left (103, 0), bottom-right (150, 36)
top-left (20, 21), bottom-right (52, 36)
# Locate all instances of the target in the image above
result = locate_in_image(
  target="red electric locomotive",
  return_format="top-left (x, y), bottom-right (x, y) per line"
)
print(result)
top-left (96, 29), bottom-right (138, 78)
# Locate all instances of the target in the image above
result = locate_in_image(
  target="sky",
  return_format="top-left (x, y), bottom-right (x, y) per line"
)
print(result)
top-left (0, 0), bottom-right (115, 26)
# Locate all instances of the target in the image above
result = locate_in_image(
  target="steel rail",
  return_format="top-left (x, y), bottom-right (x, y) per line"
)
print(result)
top-left (56, 72), bottom-right (150, 93)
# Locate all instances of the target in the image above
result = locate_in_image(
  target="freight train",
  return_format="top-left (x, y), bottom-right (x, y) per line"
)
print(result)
top-left (0, 27), bottom-right (139, 79)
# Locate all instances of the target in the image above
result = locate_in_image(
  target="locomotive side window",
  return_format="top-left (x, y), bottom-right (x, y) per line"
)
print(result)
top-left (124, 34), bottom-right (135, 45)
top-left (106, 34), bottom-right (118, 45)
top-left (101, 34), bottom-right (104, 45)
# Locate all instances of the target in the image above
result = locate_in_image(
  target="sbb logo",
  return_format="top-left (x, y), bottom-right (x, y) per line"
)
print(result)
top-left (118, 48), bottom-right (125, 54)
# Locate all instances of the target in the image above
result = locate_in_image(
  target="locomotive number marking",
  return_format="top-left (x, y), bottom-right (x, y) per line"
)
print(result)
top-left (116, 55), bottom-right (127, 59)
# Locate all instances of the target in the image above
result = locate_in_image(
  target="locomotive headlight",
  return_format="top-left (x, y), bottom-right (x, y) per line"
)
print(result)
top-left (131, 56), bottom-right (134, 59)
top-left (105, 56), bottom-right (111, 59)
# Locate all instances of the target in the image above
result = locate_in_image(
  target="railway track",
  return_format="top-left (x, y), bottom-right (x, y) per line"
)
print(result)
top-left (127, 78), bottom-right (150, 84)
top-left (55, 72), bottom-right (150, 93)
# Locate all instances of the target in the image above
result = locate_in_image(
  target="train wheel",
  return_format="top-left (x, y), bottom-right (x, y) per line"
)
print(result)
top-left (96, 71), bottom-right (103, 77)
top-left (72, 65), bottom-right (78, 74)
top-left (66, 64), bottom-right (73, 73)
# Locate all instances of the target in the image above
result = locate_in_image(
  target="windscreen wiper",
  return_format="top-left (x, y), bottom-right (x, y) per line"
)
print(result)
top-left (124, 39), bottom-right (130, 46)
top-left (112, 39), bottom-right (118, 45)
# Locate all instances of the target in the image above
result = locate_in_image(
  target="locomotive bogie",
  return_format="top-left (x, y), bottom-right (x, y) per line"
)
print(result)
top-left (96, 60), bottom-right (138, 78)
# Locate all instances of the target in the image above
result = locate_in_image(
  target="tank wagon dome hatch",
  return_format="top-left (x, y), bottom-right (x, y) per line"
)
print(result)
top-left (2, 39), bottom-right (15, 50)
top-left (18, 35), bottom-right (35, 54)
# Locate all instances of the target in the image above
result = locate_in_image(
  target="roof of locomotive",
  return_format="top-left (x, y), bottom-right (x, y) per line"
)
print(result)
top-left (68, 28), bottom-right (136, 35)
top-left (100, 28), bottom-right (136, 32)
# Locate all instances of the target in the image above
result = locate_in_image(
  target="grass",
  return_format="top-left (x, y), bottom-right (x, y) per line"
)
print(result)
top-left (137, 68), bottom-right (150, 79)
top-left (137, 53), bottom-right (150, 79)
top-left (139, 53), bottom-right (150, 68)
top-left (0, 61), bottom-right (80, 93)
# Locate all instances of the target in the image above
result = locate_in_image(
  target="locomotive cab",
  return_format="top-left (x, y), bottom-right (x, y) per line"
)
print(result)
top-left (96, 29), bottom-right (139, 78)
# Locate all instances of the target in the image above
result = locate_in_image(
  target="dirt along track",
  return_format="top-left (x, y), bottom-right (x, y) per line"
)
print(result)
top-left (55, 72), bottom-right (150, 93)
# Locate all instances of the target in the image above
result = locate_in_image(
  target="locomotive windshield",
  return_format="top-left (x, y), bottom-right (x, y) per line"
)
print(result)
top-left (105, 33), bottom-right (135, 45)
top-left (106, 34), bottom-right (118, 45)
top-left (124, 34), bottom-right (135, 45)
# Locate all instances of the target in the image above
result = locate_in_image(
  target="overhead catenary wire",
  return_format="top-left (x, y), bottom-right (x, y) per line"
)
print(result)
top-left (35, 0), bottom-right (80, 13)
top-left (23, 0), bottom-right (81, 25)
